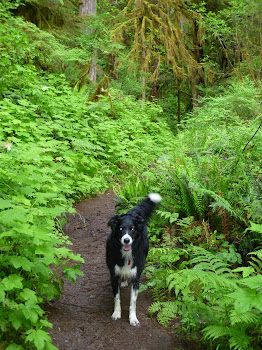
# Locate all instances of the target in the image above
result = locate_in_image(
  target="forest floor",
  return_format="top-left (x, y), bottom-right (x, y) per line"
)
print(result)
top-left (45, 190), bottom-right (201, 350)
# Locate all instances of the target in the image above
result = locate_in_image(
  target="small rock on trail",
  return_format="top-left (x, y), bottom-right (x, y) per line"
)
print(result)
top-left (45, 191), bottom-right (192, 350)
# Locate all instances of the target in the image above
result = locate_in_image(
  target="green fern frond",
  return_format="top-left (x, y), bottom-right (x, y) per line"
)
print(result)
top-left (166, 269), bottom-right (237, 298)
top-left (149, 301), bottom-right (178, 327)
top-left (166, 247), bottom-right (238, 296)
top-left (190, 246), bottom-right (236, 276)
top-left (249, 257), bottom-right (262, 274)
top-left (72, 138), bottom-right (104, 152)
top-left (148, 301), bottom-right (162, 314)
top-left (165, 170), bottom-right (203, 219)
top-left (203, 325), bottom-right (252, 350)
top-left (202, 324), bottom-right (231, 340)
top-left (191, 184), bottom-right (244, 222)
top-left (230, 308), bottom-right (261, 326)
top-left (245, 222), bottom-right (262, 235)
top-left (228, 335), bottom-right (253, 350)
top-left (238, 275), bottom-right (262, 290)
top-left (156, 302), bottom-right (178, 327)
top-left (249, 248), bottom-right (262, 259)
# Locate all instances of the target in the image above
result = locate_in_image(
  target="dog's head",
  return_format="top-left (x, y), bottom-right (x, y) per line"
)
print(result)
top-left (108, 214), bottom-right (145, 251)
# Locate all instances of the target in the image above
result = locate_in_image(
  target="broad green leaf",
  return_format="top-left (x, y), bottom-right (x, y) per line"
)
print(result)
top-left (0, 208), bottom-right (27, 225)
top-left (0, 284), bottom-right (5, 302)
top-left (64, 265), bottom-right (84, 282)
top-left (228, 288), bottom-right (262, 312)
top-left (6, 344), bottom-right (24, 350)
top-left (0, 199), bottom-right (12, 209)
top-left (1, 274), bottom-right (23, 291)
top-left (11, 195), bottom-right (31, 206)
top-left (20, 300), bottom-right (44, 323)
top-left (25, 329), bottom-right (51, 350)
top-left (9, 310), bottom-right (25, 331)
top-left (19, 288), bottom-right (38, 302)
top-left (238, 275), bottom-right (262, 290)
top-left (10, 256), bottom-right (33, 272)
top-left (0, 229), bottom-right (15, 239)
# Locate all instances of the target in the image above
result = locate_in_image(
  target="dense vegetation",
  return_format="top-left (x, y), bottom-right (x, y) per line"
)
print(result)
top-left (117, 79), bottom-right (262, 349)
top-left (0, 0), bottom-right (261, 349)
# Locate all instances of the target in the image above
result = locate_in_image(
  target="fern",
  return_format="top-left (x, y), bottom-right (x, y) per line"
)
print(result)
top-left (167, 267), bottom-right (237, 297)
top-left (167, 171), bottom-right (204, 219)
top-left (147, 242), bottom-right (262, 349)
top-left (203, 325), bottom-right (252, 350)
top-left (230, 309), bottom-right (261, 326)
top-left (149, 301), bottom-right (179, 327)
top-left (189, 246), bottom-right (236, 276)
top-left (190, 183), bottom-right (245, 224)
top-left (149, 301), bottom-right (162, 314)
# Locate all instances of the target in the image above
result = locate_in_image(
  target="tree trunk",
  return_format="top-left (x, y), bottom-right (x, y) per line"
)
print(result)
top-left (79, 0), bottom-right (97, 17)
top-left (79, 0), bottom-right (97, 83)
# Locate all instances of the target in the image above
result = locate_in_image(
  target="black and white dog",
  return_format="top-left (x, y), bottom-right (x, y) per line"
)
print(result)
top-left (106, 193), bottom-right (162, 326)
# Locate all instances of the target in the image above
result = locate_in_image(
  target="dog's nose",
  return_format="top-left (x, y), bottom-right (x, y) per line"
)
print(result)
top-left (124, 238), bottom-right (130, 244)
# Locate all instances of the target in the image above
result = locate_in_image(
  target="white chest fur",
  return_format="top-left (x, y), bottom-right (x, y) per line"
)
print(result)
top-left (115, 249), bottom-right (137, 282)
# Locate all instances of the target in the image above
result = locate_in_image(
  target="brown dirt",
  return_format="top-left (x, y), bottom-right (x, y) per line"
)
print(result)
top-left (45, 191), bottom-right (199, 350)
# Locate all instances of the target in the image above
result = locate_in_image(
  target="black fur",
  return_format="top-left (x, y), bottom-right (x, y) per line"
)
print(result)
top-left (106, 194), bottom-right (161, 325)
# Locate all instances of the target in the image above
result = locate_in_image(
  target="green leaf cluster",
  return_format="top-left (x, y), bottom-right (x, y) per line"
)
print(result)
top-left (116, 77), bottom-right (261, 349)
top-left (147, 244), bottom-right (262, 350)
top-left (0, 4), bottom-right (174, 349)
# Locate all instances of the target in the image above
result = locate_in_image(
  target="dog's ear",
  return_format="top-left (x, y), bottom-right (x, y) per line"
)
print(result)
top-left (108, 215), bottom-right (118, 231)
top-left (134, 214), bottom-right (145, 232)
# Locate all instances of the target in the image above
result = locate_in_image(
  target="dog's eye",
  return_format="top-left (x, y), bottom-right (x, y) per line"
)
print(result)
top-left (119, 227), bottom-right (123, 231)
top-left (131, 227), bottom-right (135, 231)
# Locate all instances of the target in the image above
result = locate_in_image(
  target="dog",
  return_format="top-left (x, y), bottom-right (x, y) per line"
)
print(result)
top-left (106, 193), bottom-right (162, 326)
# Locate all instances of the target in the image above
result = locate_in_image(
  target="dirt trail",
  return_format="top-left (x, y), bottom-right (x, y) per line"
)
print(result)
top-left (46, 191), bottom-right (191, 350)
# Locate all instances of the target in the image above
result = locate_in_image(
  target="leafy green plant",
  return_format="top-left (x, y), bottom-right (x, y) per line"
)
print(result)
top-left (147, 245), bottom-right (262, 349)
top-left (0, 4), bottom-right (175, 348)
top-left (122, 79), bottom-right (262, 349)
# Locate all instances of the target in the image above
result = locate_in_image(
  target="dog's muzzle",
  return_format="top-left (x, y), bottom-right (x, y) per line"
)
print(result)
top-left (121, 234), bottom-right (133, 251)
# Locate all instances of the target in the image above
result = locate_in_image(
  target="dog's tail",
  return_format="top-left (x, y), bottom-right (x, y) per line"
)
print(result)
top-left (127, 193), bottom-right (162, 222)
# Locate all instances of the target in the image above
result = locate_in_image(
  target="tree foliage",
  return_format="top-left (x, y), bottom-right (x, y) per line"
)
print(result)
top-left (112, 0), bottom-right (201, 91)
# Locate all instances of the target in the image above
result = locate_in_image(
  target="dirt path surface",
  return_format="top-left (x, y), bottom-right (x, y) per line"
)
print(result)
top-left (46, 191), bottom-right (192, 350)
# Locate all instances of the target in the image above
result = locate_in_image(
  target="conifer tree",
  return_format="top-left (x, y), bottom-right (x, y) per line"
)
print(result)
top-left (112, 0), bottom-right (203, 111)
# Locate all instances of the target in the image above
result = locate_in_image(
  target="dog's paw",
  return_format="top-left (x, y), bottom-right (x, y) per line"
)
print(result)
top-left (129, 316), bottom-right (140, 327)
top-left (111, 311), bottom-right (121, 321)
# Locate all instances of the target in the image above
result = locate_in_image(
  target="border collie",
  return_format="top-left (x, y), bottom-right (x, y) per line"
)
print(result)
top-left (106, 193), bottom-right (162, 326)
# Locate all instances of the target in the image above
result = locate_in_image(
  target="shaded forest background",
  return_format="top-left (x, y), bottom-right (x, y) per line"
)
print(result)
top-left (0, 0), bottom-right (261, 349)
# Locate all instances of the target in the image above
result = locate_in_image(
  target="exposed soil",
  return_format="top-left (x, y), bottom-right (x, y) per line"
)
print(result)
top-left (46, 191), bottom-right (197, 350)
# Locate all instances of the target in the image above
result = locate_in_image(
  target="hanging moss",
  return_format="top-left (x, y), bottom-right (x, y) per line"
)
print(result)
top-left (111, 0), bottom-right (203, 94)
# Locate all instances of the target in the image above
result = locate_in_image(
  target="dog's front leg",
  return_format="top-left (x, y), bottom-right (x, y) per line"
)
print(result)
top-left (129, 283), bottom-right (140, 326)
top-left (111, 276), bottom-right (121, 321)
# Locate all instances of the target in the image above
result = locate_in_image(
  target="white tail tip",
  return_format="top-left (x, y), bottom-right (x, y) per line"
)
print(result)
top-left (148, 193), bottom-right (162, 203)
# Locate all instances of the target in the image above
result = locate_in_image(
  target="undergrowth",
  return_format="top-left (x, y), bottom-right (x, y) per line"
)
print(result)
top-left (116, 79), bottom-right (262, 350)
top-left (0, 4), bottom-right (173, 349)
top-left (1, 1), bottom-right (262, 349)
